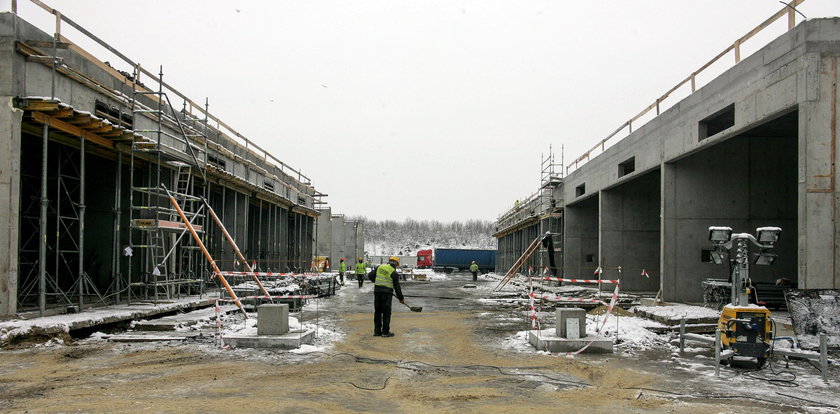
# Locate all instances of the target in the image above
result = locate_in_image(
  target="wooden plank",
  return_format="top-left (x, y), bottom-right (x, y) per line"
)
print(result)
top-left (80, 119), bottom-right (104, 130)
top-left (30, 111), bottom-right (114, 149)
top-left (91, 124), bottom-right (113, 134)
top-left (22, 100), bottom-right (60, 111)
top-left (50, 107), bottom-right (74, 118)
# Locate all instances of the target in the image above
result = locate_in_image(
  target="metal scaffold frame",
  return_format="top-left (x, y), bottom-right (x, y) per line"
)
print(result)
top-left (10, 0), bottom-right (322, 316)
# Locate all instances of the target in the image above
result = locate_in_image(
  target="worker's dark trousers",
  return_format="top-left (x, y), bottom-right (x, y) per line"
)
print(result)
top-left (471, 271), bottom-right (478, 281)
top-left (339, 272), bottom-right (345, 284)
top-left (373, 291), bottom-right (393, 334)
top-left (357, 274), bottom-right (364, 288)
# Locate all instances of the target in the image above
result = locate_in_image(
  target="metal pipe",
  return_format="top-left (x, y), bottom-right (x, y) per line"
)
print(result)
top-left (714, 328), bottom-right (721, 377)
top-left (679, 318), bottom-right (686, 353)
top-left (113, 152), bottom-right (122, 303)
top-left (38, 125), bottom-right (49, 316)
top-left (78, 132), bottom-right (85, 310)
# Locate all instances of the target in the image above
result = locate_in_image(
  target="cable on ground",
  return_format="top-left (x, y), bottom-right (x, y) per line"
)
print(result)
top-left (304, 351), bottom-right (590, 388)
top-left (348, 376), bottom-right (391, 391)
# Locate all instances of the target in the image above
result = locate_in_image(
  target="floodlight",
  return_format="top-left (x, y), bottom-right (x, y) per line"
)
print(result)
top-left (710, 250), bottom-right (725, 265)
top-left (709, 226), bottom-right (733, 244)
top-left (756, 227), bottom-right (781, 244)
top-left (753, 252), bottom-right (778, 266)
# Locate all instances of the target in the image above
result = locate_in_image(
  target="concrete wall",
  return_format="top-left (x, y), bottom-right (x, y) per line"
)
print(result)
top-left (330, 215), bottom-right (346, 269)
top-left (343, 221), bottom-right (358, 262)
top-left (600, 170), bottom-right (660, 291)
top-left (563, 196), bottom-right (598, 278)
top-left (315, 208), bottom-right (332, 264)
top-left (563, 18), bottom-right (838, 301)
top-left (355, 221), bottom-right (364, 260)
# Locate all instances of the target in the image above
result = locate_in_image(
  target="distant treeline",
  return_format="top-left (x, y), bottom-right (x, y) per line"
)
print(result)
top-left (348, 217), bottom-right (496, 256)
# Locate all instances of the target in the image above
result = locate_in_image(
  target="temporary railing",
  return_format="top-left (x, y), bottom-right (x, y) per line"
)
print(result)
top-left (566, 0), bottom-right (806, 174)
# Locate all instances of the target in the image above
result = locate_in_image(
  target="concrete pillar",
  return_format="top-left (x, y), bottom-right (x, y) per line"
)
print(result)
top-left (257, 303), bottom-right (289, 335)
top-left (343, 221), bottom-right (357, 262)
top-left (355, 221), bottom-right (365, 260)
top-left (661, 163), bottom-right (677, 301)
top-left (316, 208), bottom-right (332, 266)
top-left (800, 56), bottom-right (839, 289)
top-left (330, 215), bottom-right (345, 268)
top-left (0, 98), bottom-right (22, 316)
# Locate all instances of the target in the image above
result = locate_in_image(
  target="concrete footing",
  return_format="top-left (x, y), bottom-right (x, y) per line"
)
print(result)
top-left (258, 304), bottom-right (290, 335)
top-left (224, 328), bottom-right (315, 349)
top-left (529, 329), bottom-right (613, 353)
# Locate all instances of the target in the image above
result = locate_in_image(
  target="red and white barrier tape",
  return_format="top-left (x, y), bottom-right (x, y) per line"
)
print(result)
top-left (216, 271), bottom-right (323, 278)
top-left (529, 294), bottom-right (606, 304)
top-left (217, 294), bottom-right (319, 303)
top-left (539, 277), bottom-right (621, 285)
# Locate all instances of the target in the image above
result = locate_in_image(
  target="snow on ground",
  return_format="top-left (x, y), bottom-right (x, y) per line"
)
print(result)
top-left (588, 314), bottom-right (669, 350)
top-left (634, 303), bottom-right (720, 321)
top-left (0, 296), bottom-right (218, 346)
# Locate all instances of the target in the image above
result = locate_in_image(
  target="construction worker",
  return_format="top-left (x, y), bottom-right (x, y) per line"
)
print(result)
top-left (355, 257), bottom-right (366, 288)
top-left (339, 258), bottom-right (346, 285)
top-left (367, 256), bottom-right (404, 337)
top-left (469, 260), bottom-right (479, 281)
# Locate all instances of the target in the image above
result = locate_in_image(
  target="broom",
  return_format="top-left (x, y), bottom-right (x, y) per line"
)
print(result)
top-left (394, 294), bottom-right (422, 312)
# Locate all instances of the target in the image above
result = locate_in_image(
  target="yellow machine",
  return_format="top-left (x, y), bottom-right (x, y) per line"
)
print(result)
top-left (718, 304), bottom-right (772, 366)
top-left (709, 226), bottom-right (781, 367)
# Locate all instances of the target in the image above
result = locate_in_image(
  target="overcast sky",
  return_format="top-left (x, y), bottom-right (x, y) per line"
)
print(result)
top-left (11, 0), bottom-right (838, 222)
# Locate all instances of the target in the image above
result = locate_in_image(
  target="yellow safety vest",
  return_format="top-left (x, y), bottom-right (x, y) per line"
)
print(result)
top-left (375, 264), bottom-right (396, 288)
top-left (355, 262), bottom-right (366, 274)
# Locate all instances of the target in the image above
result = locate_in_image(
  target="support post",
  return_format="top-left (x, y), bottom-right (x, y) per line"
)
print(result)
top-left (78, 134), bottom-right (85, 311)
top-left (112, 152), bottom-right (121, 303)
top-left (820, 333), bottom-right (828, 382)
top-left (39, 125), bottom-right (48, 317)
top-left (714, 328), bottom-right (721, 377)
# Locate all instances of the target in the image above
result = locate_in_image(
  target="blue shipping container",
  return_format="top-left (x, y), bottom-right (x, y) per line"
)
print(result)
top-left (434, 248), bottom-right (496, 272)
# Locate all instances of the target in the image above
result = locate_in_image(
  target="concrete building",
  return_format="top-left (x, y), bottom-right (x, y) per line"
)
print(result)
top-left (314, 211), bottom-right (364, 271)
top-left (497, 16), bottom-right (840, 302)
top-left (494, 152), bottom-right (563, 275)
top-left (0, 10), bottom-right (326, 317)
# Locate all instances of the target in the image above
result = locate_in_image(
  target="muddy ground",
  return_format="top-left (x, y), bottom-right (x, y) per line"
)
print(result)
top-left (0, 273), bottom-right (836, 413)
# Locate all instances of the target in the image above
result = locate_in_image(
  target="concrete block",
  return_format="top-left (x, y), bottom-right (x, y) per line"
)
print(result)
top-left (556, 307), bottom-right (586, 339)
top-left (258, 304), bottom-right (289, 335)
top-left (528, 329), bottom-right (613, 353)
top-left (224, 328), bottom-right (315, 349)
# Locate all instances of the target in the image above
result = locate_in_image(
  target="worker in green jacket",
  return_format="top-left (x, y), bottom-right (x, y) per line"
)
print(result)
top-left (367, 256), bottom-right (404, 337)
top-left (355, 257), bottom-right (367, 288)
top-left (470, 260), bottom-right (479, 281)
top-left (339, 258), bottom-right (346, 285)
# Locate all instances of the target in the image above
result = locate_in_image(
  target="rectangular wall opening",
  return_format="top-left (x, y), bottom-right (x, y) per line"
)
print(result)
top-left (699, 103), bottom-right (735, 140)
top-left (618, 157), bottom-right (636, 177)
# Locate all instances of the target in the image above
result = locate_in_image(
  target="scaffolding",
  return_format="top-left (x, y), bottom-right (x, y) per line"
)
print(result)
top-left (127, 65), bottom-right (208, 303)
top-left (10, 1), bottom-right (321, 317)
top-left (493, 146), bottom-right (564, 276)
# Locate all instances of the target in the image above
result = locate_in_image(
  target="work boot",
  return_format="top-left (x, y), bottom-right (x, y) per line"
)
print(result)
top-left (373, 332), bottom-right (382, 336)
top-left (381, 332), bottom-right (395, 338)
